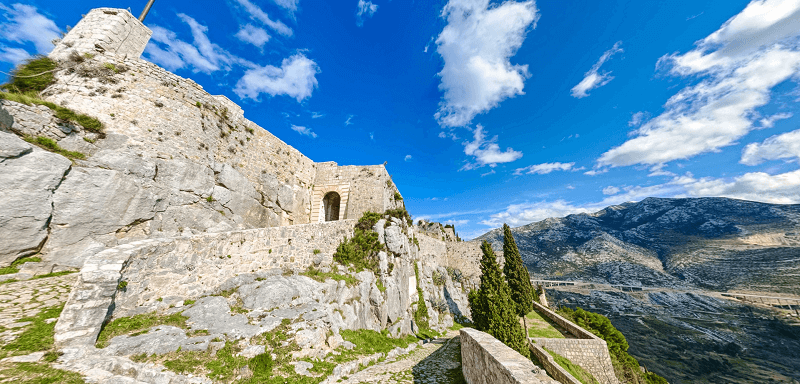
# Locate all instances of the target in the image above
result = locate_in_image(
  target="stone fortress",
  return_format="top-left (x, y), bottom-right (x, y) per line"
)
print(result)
top-left (0, 7), bottom-right (617, 384)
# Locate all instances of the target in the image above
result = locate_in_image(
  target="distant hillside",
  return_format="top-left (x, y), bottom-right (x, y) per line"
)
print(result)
top-left (477, 197), bottom-right (800, 294)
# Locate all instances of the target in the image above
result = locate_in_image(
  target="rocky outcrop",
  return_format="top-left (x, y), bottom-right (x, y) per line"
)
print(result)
top-left (0, 131), bottom-right (71, 266)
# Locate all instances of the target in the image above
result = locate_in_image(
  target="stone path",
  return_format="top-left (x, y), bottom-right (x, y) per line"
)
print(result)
top-left (339, 329), bottom-right (464, 384)
top-left (0, 274), bottom-right (77, 345)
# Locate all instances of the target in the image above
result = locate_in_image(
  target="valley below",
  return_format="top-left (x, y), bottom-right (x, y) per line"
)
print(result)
top-left (477, 197), bottom-right (800, 383)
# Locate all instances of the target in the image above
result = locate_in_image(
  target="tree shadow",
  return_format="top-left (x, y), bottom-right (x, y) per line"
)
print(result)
top-left (411, 336), bottom-right (466, 384)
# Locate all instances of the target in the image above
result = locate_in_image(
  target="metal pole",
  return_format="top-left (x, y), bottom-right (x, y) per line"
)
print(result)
top-left (139, 0), bottom-right (155, 22)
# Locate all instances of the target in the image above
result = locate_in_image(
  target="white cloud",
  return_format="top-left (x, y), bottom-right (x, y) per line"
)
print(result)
top-left (356, 0), bottom-right (379, 27)
top-left (0, 46), bottom-right (31, 65)
top-left (481, 169), bottom-right (496, 177)
top-left (404, 154), bottom-right (413, 161)
top-left (628, 111), bottom-right (649, 127)
top-left (480, 200), bottom-right (593, 227)
top-left (146, 14), bottom-right (243, 73)
top-left (570, 41), bottom-right (623, 98)
top-left (311, 112), bottom-right (324, 119)
top-left (234, 53), bottom-right (319, 102)
top-left (369, 132), bottom-right (374, 140)
top-left (235, 24), bottom-right (271, 48)
top-left (434, 0), bottom-right (538, 128)
top-left (461, 125), bottom-right (523, 169)
top-left (514, 162), bottom-right (575, 175)
top-left (345, 115), bottom-right (354, 126)
top-left (233, 0), bottom-right (293, 37)
top-left (0, 3), bottom-right (60, 61)
top-left (599, 0), bottom-right (800, 168)
top-left (680, 169), bottom-right (800, 204)
top-left (602, 186), bottom-right (620, 195)
top-left (741, 128), bottom-right (800, 164)
top-left (759, 112), bottom-right (793, 127)
top-left (290, 124), bottom-right (317, 138)
top-left (273, 0), bottom-right (299, 17)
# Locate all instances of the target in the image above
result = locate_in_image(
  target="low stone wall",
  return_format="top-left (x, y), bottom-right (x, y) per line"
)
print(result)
top-left (55, 220), bottom-right (355, 348)
top-left (528, 342), bottom-right (581, 384)
top-left (460, 328), bottom-right (556, 384)
top-left (531, 302), bottom-right (618, 384)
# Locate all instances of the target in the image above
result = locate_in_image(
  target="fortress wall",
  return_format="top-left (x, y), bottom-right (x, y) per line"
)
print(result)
top-left (460, 328), bottom-right (555, 384)
top-left (528, 342), bottom-right (582, 384)
top-left (531, 301), bottom-right (619, 384)
top-left (313, 163), bottom-right (404, 220)
top-left (113, 219), bottom-right (356, 316)
top-left (44, 53), bottom-right (316, 223)
top-left (49, 8), bottom-right (152, 61)
top-left (445, 241), bottom-right (498, 280)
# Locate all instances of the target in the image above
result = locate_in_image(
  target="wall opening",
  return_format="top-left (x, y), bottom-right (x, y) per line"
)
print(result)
top-left (323, 192), bottom-right (341, 221)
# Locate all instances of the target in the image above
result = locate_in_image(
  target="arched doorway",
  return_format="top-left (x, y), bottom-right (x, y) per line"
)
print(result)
top-left (323, 192), bottom-right (341, 221)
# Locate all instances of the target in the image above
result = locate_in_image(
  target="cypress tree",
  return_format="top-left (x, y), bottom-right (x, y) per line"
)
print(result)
top-left (502, 223), bottom-right (537, 324)
top-left (468, 240), bottom-right (529, 358)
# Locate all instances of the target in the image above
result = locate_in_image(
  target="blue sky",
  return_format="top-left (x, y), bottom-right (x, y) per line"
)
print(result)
top-left (3, 0), bottom-right (800, 239)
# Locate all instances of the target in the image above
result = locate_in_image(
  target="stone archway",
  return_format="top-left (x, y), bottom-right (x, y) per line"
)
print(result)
top-left (323, 192), bottom-right (341, 221)
top-left (311, 184), bottom-right (350, 223)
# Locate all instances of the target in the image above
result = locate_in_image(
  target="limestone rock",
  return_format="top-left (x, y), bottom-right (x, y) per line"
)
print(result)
top-left (102, 325), bottom-right (187, 356)
top-left (216, 164), bottom-right (260, 201)
top-left (385, 225), bottom-right (406, 254)
top-left (182, 296), bottom-right (261, 339)
top-left (87, 150), bottom-right (156, 180)
top-left (277, 184), bottom-right (294, 213)
top-left (46, 167), bottom-right (165, 267)
top-left (154, 159), bottom-right (214, 196)
top-left (0, 147), bottom-right (71, 266)
top-left (373, 219), bottom-right (386, 244)
top-left (0, 130), bottom-right (32, 158)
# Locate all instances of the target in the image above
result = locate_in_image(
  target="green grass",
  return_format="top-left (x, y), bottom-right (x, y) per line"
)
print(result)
top-left (339, 329), bottom-right (418, 357)
top-left (0, 91), bottom-right (103, 133)
top-left (95, 312), bottom-right (189, 348)
top-left (525, 310), bottom-right (566, 339)
top-left (2, 305), bottom-right (63, 355)
top-left (22, 136), bottom-right (85, 160)
top-left (543, 347), bottom-right (599, 384)
top-left (2, 56), bottom-right (57, 94)
top-left (0, 362), bottom-right (86, 384)
top-left (0, 255), bottom-right (42, 275)
top-left (300, 266), bottom-right (358, 286)
top-left (33, 271), bottom-right (76, 279)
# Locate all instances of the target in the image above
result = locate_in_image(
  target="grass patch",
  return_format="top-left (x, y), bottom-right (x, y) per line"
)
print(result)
top-left (0, 255), bottom-right (42, 275)
top-left (544, 347), bottom-right (599, 384)
top-left (300, 266), bottom-right (357, 286)
top-left (525, 310), bottom-right (566, 339)
top-left (33, 271), bottom-right (76, 279)
top-left (0, 362), bottom-right (86, 384)
top-left (2, 305), bottom-right (63, 355)
top-left (338, 329), bottom-right (418, 357)
top-left (23, 136), bottom-right (85, 160)
top-left (95, 312), bottom-right (189, 348)
top-left (2, 56), bottom-right (57, 94)
top-left (0, 91), bottom-right (104, 133)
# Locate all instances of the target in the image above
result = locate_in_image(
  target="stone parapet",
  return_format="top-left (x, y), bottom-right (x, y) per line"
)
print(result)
top-left (528, 341), bottom-right (582, 384)
top-left (531, 302), bottom-right (619, 384)
top-left (460, 328), bottom-right (557, 384)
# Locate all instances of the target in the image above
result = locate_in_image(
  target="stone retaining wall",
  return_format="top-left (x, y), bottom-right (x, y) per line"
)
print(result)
top-left (531, 302), bottom-right (618, 384)
top-left (528, 342), bottom-right (581, 384)
top-left (460, 328), bottom-right (556, 384)
top-left (55, 220), bottom-right (355, 348)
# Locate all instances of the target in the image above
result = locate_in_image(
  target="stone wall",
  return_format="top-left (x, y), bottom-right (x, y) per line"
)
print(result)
top-left (113, 220), bottom-right (356, 316)
top-left (313, 162), bottom-right (404, 220)
top-left (460, 328), bottom-right (556, 384)
top-left (445, 240), bottom-right (502, 281)
top-left (531, 301), bottom-right (619, 384)
top-left (528, 342), bottom-right (582, 384)
top-left (49, 8), bottom-right (152, 61)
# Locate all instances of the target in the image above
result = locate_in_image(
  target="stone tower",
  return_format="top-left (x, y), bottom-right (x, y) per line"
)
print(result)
top-left (49, 8), bottom-right (152, 61)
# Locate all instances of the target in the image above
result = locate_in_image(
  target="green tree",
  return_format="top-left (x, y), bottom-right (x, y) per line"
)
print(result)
top-left (501, 223), bottom-right (537, 336)
top-left (468, 240), bottom-right (529, 358)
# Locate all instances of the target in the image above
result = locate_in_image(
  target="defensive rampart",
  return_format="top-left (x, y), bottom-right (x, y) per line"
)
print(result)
top-left (530, 301), bottom-right (619, 384)
top-left (460, 328), bottom-right (557, 384)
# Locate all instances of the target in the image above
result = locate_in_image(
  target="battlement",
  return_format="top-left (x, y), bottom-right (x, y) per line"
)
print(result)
top-left (49, 8), bottom-right (152, 61)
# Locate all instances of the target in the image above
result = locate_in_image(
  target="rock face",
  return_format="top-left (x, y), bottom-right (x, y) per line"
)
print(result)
top-left (477, 197), bottom-right (800, 294)
top-left (0, 131), bottom-right (71, 266)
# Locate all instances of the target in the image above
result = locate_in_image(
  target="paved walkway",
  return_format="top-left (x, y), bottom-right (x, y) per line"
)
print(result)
top-left (340, 330), bottom-right (464, 384)
top-left (0, 274), bottom-right (77, 345)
